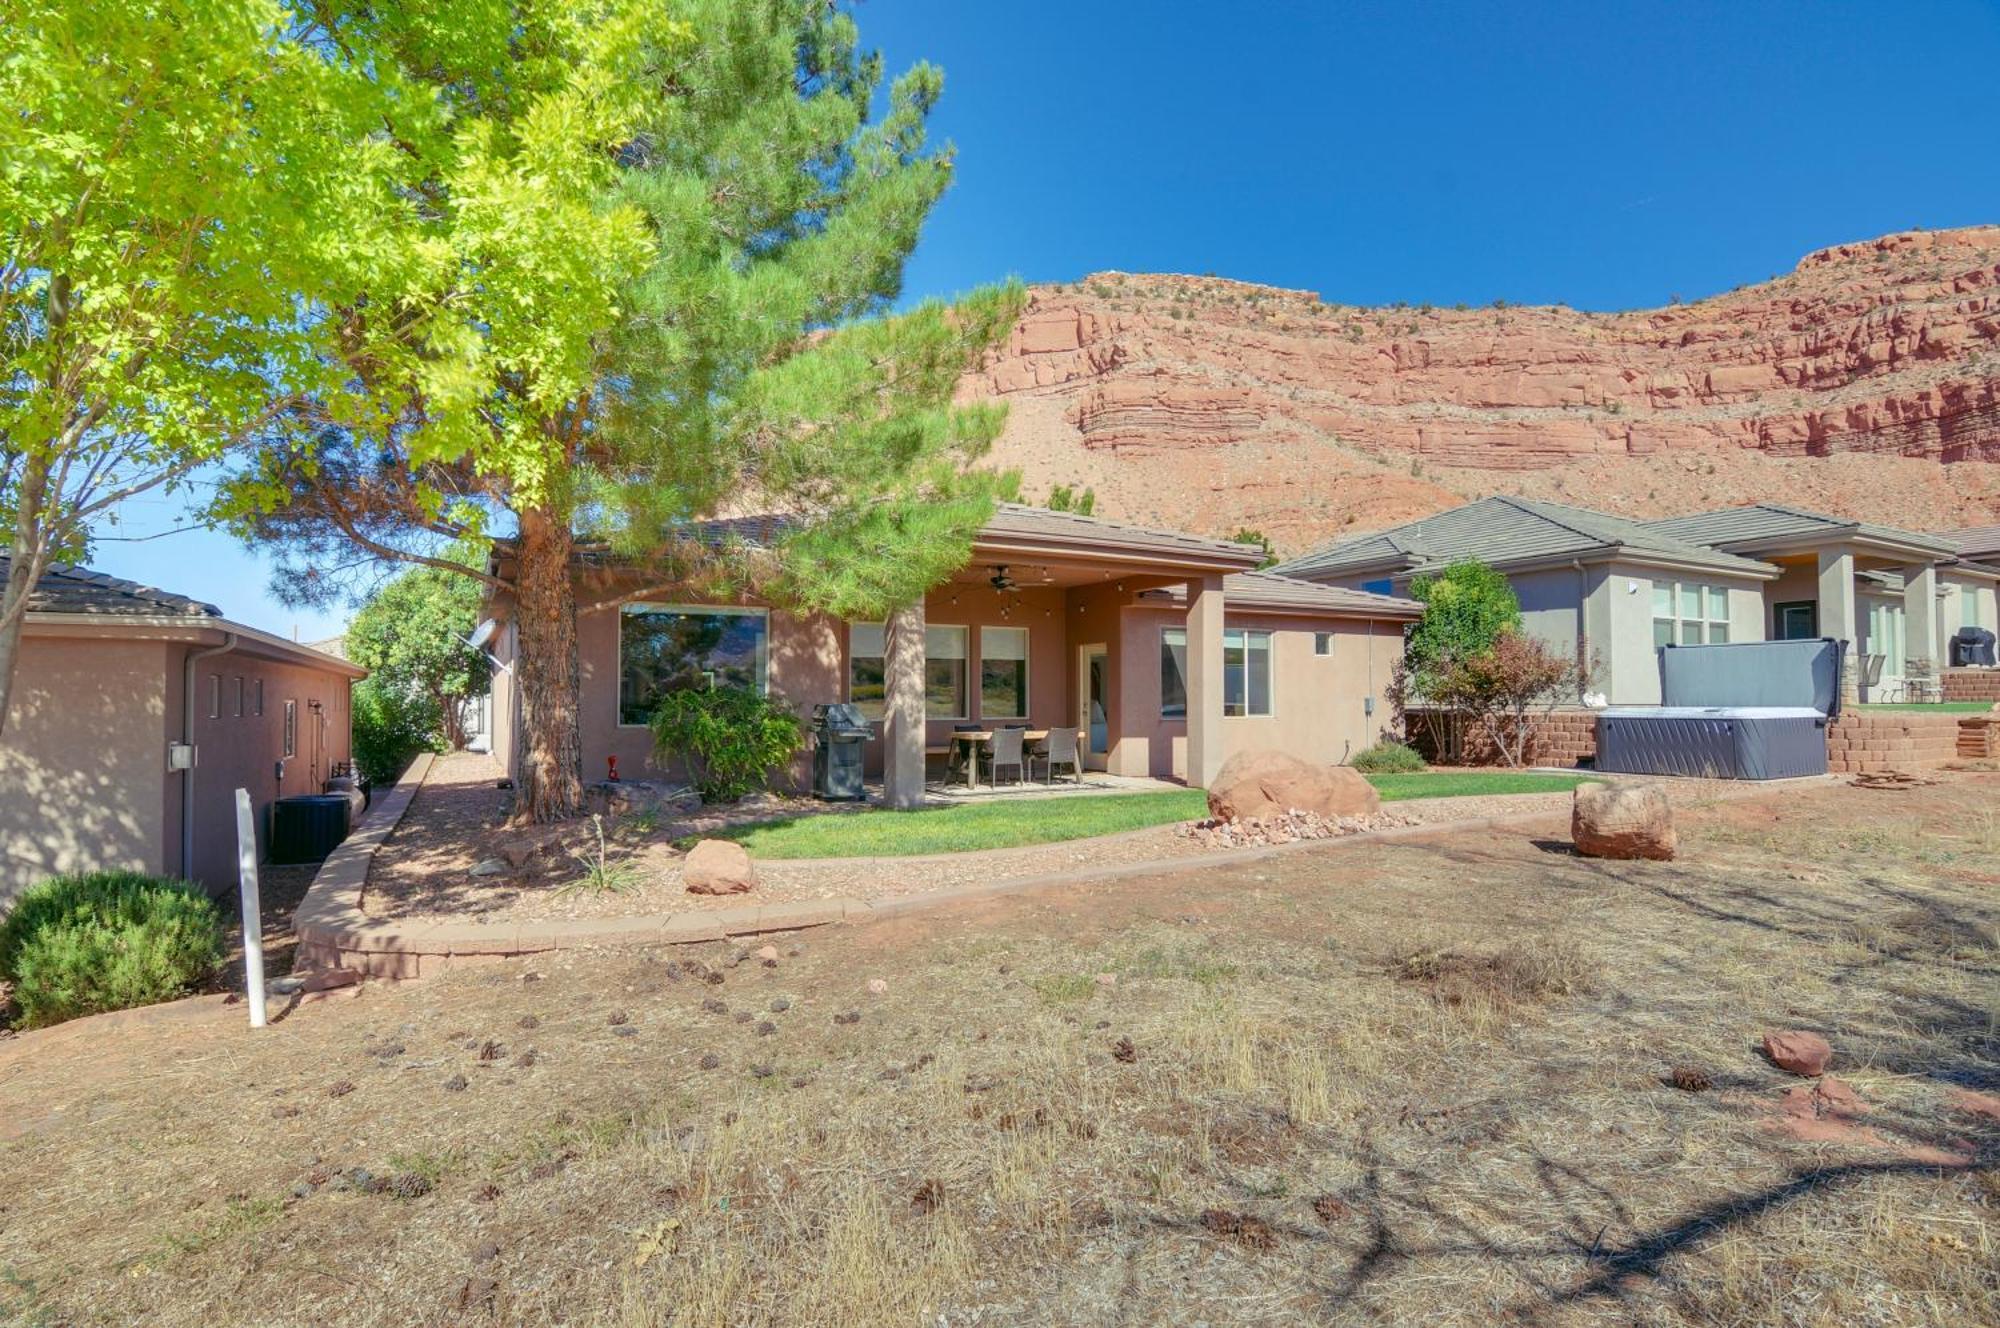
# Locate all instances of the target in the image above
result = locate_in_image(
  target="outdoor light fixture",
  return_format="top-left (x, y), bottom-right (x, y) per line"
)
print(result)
top-left (467, 618), bottom-right (512, 673)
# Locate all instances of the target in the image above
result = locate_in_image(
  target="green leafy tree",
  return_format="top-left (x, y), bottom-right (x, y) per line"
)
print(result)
top-left (1402, 560), bottom-right (1522, 686)
top-left (0, 0), bottom-right (400, 735)
top-left (223, 1), bottom-right (1021, 823)
top-left (1388, 560), bottom-right (1522, 756)
top-left (346, 566), bottom-right (488, 750)
top-left (349, 676), bottom-right (442, 787)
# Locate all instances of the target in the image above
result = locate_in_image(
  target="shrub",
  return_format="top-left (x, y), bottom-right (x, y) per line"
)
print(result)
top-left (351, 676), bottom-right (442, 787)
top-left (648, 686), bottom-right (805, 804)
top-left (1427, 632), bottom-right (1595, 768)
top-left (1351, 741), bottom-right (1427, 774)
top-left (0, 871), bottom-right (223, 1028)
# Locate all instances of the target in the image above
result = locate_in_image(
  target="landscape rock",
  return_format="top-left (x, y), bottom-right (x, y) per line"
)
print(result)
top-left (300, 967), bottom-right (361, 994)
top-left (1763, 1029), bottom-right (1833, 1077)
top-left (1205, 750), bottom-right (1380, 824)
top-left (469, 858), bottom-right (510, 878)
top-left (1571, 782), bottom-right (1676, 861)
top-left (585, 779), bottom-right (701, 819)
top-left (866, 978), bottom-right (889, 996)
top-left (682, 839), bottom-right (757, 895)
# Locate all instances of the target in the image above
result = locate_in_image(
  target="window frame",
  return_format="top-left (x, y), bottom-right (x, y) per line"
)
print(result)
top-left (977, 625), bottom-right (1030, 721)
top-left (254, 679), bottom-right (264, 717)
top-left (232, 676), bottom-right (244, 719)
top-left (846, 621), bottom-right (971, 722)
top-left (207, 674), bottom-right (221, 720)
top-left (282, 700), bottom-right (297, 758)
top-left (616, 602), bottom-right (772, 728)
top-left (1652, 580), bottom-right (1732, 649)
top-left (1313, 631), bottom-right (1334, 657)
top-left (1159, 626), bottom-right (1274, 718)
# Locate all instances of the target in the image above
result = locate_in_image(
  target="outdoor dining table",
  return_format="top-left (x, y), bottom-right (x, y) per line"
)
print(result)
top-left (943, 728), bottom-right (1081, 790)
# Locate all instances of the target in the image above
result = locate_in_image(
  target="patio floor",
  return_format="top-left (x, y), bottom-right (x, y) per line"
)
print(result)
top-left (915, 770), bottom-right (1184, 803)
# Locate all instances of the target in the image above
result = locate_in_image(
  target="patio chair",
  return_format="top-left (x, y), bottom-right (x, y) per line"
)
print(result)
top-left (980, 726), bottom-right (1026, 787)
top-left (1903, 656), bottom-right (1942, 704)
top-left (946, 723), bottom-right (981, 786)
top-left (1858, 652), bottom-right (1885, 699)
top-left (1037, 726), bottom-right (1082, 785)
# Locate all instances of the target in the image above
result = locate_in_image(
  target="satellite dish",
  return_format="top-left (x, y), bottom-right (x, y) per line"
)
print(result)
top-left (468, 618), bottom-right (499, 650)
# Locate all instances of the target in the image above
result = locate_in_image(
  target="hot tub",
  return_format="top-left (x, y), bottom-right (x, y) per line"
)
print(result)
top-left (1592, 638), bottom-right (1844, 781)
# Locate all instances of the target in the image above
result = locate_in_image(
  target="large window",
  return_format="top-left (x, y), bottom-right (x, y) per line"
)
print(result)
top-left (848, 623), bottom-right (968, 721)
top-left (980, 627), bottom-right (1029, 720)
top-left (1161, 627), bottom-right (1273, 718)
top-left (1652, 582), bottom-right (1731, 649)
top-left (619, 604), bottom-right (769, 725)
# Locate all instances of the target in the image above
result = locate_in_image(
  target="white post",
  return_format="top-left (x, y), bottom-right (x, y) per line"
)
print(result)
top-left (234, 788), bottom-right (267, 1029)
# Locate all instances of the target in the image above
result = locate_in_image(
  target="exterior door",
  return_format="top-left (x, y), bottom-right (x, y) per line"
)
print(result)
top-left (1773, 601), bottom-right (1817, 641)
top-left (1863, 598), bottom-right (1905, 698)
top-left (1078, 644), bottom-right (1109, 770)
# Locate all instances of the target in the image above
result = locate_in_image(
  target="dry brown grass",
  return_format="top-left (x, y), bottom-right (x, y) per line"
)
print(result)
top-left (0, 775), bottom-right (1996, 1326)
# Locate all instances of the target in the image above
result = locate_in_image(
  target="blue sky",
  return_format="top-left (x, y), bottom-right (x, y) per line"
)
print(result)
top-left (90, 0), bottom-right (2000, 641)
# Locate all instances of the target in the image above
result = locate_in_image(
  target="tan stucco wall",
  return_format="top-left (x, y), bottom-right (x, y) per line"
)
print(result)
top-left (167, 646), bottom-right (357, 889)
top-left (1113, 606), bottom-right (1402, 782)
top-left (544, 575), bottom-right (1410, 792)
top-left (0, 637), bottom-right (173, 906)
top-left (1603, 565), bottom-right (1767, 705)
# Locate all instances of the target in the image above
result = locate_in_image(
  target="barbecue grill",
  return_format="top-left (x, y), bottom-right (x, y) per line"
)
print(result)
top-left (810, 702), bottom-right (873, 800)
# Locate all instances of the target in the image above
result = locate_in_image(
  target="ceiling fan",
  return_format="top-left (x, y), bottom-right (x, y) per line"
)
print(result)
top-left (987, 564), bottom-right (1053, 593)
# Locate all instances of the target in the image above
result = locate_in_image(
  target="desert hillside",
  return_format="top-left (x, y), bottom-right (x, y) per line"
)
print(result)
top-left (960, 227), bottom-right (2000, 554)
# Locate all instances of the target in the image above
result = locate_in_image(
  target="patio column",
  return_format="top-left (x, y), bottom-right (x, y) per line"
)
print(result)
top-left (882, 599), bottom-right (927, 810)
top-left (1817, 547), bottom-right (1858, 702)
top-left (1903, 562), bottom-right (1939, 671)
top-left (1185, 573), bottom-right (1226, 788)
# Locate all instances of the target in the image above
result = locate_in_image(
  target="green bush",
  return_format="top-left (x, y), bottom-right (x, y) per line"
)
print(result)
top-left (648, 685), bottom-right (805, 804)
top-left (351, 676), bottom-right (443, 787)
top-left (1351, 741), bottom-right (1428, 774)
top-left (0, 871), bottom-right (223, 1028)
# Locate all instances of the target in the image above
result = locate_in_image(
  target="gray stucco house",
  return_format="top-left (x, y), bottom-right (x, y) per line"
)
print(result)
top-left (1274, 497), bottom-right (1997, 704)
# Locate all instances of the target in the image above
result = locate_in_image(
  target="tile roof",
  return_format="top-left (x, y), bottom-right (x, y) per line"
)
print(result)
top-left (1271, 496), bottom-right (1773, 580)
top-left (1948, 524), bottom-right (2000, 559)
top-left (1138, 570), bottom-right (1423, 618)
top-left (977, 503), bottom-right (1265, 566)
top-left (1642, 503), bottom-right (1956, 556)
top-left (0, 555), bottom-right (220, 618)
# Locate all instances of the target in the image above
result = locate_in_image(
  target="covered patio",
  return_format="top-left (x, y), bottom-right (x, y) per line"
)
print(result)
top-left (863, 505), bottom-right (1267, 808)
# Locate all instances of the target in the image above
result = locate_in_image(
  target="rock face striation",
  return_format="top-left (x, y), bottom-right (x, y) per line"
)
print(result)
top-left (963, 227), bottom-right (2000, 553)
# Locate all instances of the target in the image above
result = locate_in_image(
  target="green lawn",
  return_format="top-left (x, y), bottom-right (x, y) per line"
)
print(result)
top-left (1854, 701), bottom-right (1991, 713)
top-left (703, 770), bottom-right (1591, 859)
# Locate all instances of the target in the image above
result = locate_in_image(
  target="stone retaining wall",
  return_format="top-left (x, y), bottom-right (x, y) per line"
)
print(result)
top-left (1943, 669), bottom-right (2000, 703)
top-left (1406, 706), bottom-right (1967, 774)
top-left (1404, 709), bottom-right (1598, 768)
top-left (1824, 710), bottom-right (1961, 773)
top-left (1958, 714), bottom-right (2000, 761)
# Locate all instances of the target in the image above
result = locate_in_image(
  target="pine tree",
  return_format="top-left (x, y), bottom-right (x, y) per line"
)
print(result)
top-left (223, 1), bottom-right (1021, 822)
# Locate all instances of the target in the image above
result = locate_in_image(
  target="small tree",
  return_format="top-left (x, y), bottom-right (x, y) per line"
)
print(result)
top-left (1427, 633), bottom-right (1593, 768)
top-left (1391, 560), bottom-right (1522, 757)
top-left (346, 567), bottom-right (487, 750)
top-left (1047, 484), bottom-right (1096, 515)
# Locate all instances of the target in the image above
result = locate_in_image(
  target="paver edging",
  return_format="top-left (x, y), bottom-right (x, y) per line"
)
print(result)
top-left (294, 762), bottom-right (1838, 978)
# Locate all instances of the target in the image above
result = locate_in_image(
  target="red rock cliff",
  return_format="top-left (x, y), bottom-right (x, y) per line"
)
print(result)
top-left (962, 227), bottom-right (2000, 553)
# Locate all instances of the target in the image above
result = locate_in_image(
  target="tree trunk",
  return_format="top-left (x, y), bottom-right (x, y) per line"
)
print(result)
top-left (513, 506), bottom-right (582, 822)
top-left (0, 452), bottom-right (53, 740)
top-left (435, 686), bottom-right (469, 750)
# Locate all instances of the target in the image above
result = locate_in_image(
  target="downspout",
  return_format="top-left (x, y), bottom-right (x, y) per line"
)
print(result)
top-left (1572, 560), bottom-right (1589, 700)
top-left (181, 632), bottom-right (239, 881)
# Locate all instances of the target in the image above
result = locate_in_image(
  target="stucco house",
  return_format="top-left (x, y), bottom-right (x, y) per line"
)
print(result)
top-left (1273, 497), bottom-right (1990, 704)
top-left (0, 558), bottom-right (364, 906)
top-left (486, 504), bottom-right (1421, 798)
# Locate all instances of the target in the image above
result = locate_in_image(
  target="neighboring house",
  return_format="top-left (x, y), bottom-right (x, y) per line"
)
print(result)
top-left (0, 558), bottom-right (365, 906)
top-left (1945, 524), bottom-right (2000, 643)
top-left (1644, 505), bottom-right (1984, 695)
top-left (485, 504), bottom-right (1422, 794)
top-left (1273, 496), bottom-right (1988, 704)
top-left (1270, 496), bottom-right (1777, 705)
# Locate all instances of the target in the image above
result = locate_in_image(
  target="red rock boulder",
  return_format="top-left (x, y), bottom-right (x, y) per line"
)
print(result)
top-left (1763, 1029), bottom-right (1833, 1077)
top-left (1206, 751), bottom-right (1380, 824)
top-left (1571, 782), bottom-right (1676, 861)
top-left (683, 839), bottom-right (757, 895)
